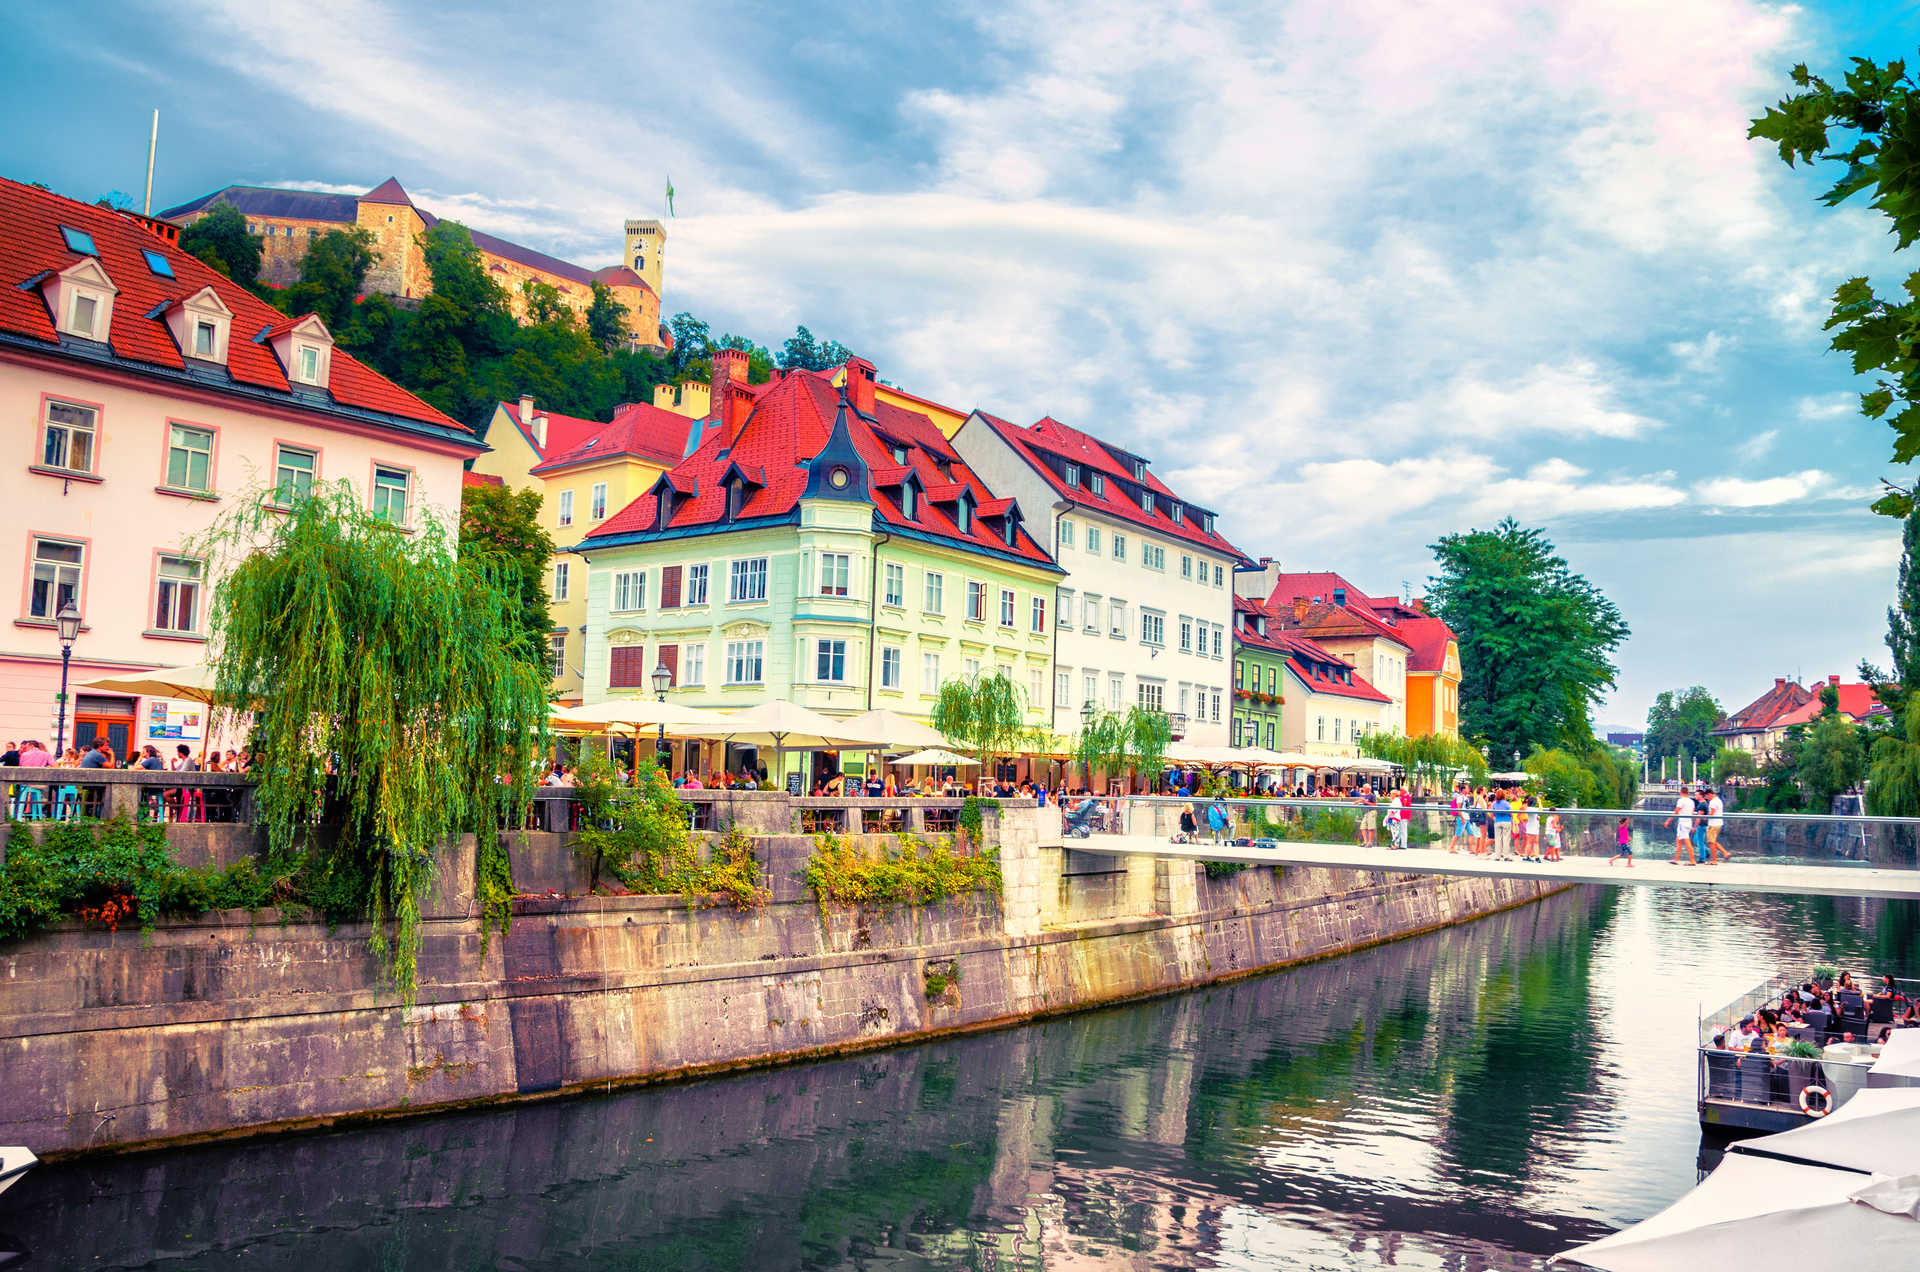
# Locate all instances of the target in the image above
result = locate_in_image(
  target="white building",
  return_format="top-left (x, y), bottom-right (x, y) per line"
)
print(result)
top-left (951, 413), bottom-right (1248, 745)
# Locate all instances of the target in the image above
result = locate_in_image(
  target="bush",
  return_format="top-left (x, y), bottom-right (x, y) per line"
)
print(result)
top-left (805, 832), bottom-right (1001, 906)
top-left (570, 756), bottom-right (767, 907)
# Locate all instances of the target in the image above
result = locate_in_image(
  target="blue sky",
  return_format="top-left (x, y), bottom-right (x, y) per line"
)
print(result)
top-left (4, 0), bottom-right (1919, 729)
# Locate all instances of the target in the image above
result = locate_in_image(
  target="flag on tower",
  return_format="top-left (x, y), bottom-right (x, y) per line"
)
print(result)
top-left (666, 176), bottom-right (675, 218)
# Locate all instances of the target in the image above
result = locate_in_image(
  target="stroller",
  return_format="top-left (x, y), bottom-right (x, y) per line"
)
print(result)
top-left (1064, 796), bottom-right (1100, 839)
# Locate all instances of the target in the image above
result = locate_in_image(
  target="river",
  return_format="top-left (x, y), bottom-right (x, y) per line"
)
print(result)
top-left (4, 884), bottom-right (1917, 1270)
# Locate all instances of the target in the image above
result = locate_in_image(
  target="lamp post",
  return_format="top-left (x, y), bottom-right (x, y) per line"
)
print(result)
top-left (1080, 699), bottom-right (1096, 794)
top-left (651, 661), bottom-right (673, 774)
top-left (53, 601), bottom-right (81, 757)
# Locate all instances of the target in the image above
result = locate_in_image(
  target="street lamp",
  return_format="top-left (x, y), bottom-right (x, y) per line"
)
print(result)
top-left (652, 661), bottom-right (673, 772)
top-left (1080, 699), bottom-right (1096, 794)
top-left (54, 601), bottom-right (81, 756)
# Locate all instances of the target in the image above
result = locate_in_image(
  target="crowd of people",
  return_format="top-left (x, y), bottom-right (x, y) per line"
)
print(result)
top-left (2, 736), bottom-right (254, 821)
top-left (1440, 784), bottom-right (1567, 861)
top-left (1, 737), bottom-right (252, 773)
top-left (1713, 970), bottom-right (1919, 1056)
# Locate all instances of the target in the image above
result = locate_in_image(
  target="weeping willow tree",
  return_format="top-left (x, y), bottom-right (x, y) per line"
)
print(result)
top-left (1074, 707), bottom-right (1173, 792)
top-left (930, 672), bottom-right (1033, 776)
top-left (195, 481), bottom-right (550, 998)
top-left (1359, 731), bottom-right (1488, 793)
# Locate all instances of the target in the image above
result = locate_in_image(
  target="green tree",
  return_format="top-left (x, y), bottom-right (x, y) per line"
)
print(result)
top-left (1751, 57), bottom-right (1920, 514)
top-left (1714, 745), bottom-right (1760, 780)
top-left (179, 204), bottom-right (261, 290)
top-left (520, 279), bottom-right (568, 325)
top-left (1798, 711), bottom-right (1867, 807)
top-left (1524, 747), bottom-right (1602, 807)
top-left (668, 312), bottom-right (713, 378)
top-left (779, 325), bottom-right (855, 372)
top-left (1360, 731), bottom-right (1487, 794)
top-left (458, 481), bottom-right (556, 667)
top-left (716, 333), bottom-right (776, 383)
top-left (931, 673), bottom-right (1033, 776)
top-left (1074, 707), bottom-right (1173, 791)
top-left (1643, 686), bottom-right (1724, 763)
top-left (279, 226), bottom-right (376, 331)
top-left (196, 481), bottom-right (549, 1000)
top-left (1426, 518), bottom-right (1630, 758)
top-left (585, 281), bottom-right (631, 353)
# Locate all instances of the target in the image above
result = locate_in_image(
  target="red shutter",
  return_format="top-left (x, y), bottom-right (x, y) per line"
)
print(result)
top-left (609, 645), bottom-right (647, 688)
top-left (659, 644), bottom-right (679, 685)
top-left (660, 565), bottom-right (682, 609)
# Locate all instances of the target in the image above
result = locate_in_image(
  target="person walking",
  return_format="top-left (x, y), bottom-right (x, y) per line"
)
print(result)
top-left (1491, 788), bottom-right (1514, 860)
top-left (1389, 785), bottom-right (1412, 850)
top-left (1665, 787), bottom-right (1696, 866)
top-left (1206, 797), bottom-right (1231, 846)
top-left (1178, 802), bottom-right (1198, 843)
top-left (1706, 786), bottom-right (1729, 863)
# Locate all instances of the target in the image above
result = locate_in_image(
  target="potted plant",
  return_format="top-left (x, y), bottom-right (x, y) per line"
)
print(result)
top-left (1782, 1039), bottom-right (1824, 1109)
top-left (1812, 964), bottom-right (1838, 991)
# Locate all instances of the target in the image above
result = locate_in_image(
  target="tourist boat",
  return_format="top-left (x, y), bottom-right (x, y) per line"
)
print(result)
top-left (0, 1147), bottom-right (34, 1200)
top-left (1698, 974), bottom-right (1920, 1135)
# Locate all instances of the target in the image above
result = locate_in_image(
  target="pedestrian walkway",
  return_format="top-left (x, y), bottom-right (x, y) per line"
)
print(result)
top-left (1058, 837), bottom-right (1920, 900)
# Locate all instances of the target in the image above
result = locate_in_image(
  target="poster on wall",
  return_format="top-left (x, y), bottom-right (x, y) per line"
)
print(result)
top-left (146, 699), bottom-right (204, 742)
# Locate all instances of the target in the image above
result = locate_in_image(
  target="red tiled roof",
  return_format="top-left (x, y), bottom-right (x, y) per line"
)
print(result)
top-left (1266, 571), bottom-right (1413, 650)
top-left (1773, 683), bottom-right (1886, 729)
top-left (530, 400), bottom-right (694, 473)
top-left (1276, 631), bottom-right (1391, 703)
top-left (977, 412), bottom-right (1247, 559)
top-left (1717, 680), bottom-right (1816, 733)
top-left (589, 265), bottom-right (654, 294)
top-left (494, 400), bottom-right (602, 462)
top-left (0, 177), bottom-right (468, 438)
top-left (584, 370), bottom-right (1056, 567)
top-left (462, 470), bottom-right (504, 488)
top-left (1394, 615), bottom-right (1457, 674)
top-left (1232, 595), bottom-right (1293, 655)
top-left (361, 177), bottom-right (412, 205)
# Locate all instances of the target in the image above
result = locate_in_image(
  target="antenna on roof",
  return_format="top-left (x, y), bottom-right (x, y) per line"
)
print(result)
top-left (142, 109), bottom-right (158, 217)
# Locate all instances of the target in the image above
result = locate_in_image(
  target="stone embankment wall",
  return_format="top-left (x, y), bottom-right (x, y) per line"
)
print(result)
top-left (0, 794), bottom-right (1563, 1158)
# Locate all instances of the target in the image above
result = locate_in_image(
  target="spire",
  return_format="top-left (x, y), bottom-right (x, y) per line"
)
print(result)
top-left (802, 387), bottom-right (872, 502)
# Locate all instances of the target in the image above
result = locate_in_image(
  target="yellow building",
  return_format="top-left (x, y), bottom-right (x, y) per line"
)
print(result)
top-left (829, 367), bottom-right (969, 438)
top-left (160, 179), bottom-right (668, 348)
top-left (472, 392), bottom-right (700, 702)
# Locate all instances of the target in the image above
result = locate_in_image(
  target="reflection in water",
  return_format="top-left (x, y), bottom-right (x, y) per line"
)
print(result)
top-left (4, 886), bottom-right (1916, 1270)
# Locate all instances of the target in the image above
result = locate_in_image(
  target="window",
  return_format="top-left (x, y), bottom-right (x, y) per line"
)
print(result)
top-left (967, 580), bottom-right (987, 622)
top-left (1031, 595), bottom-right (1047, 633)
top-left (553, 561), bottom-right (569, 601)
top-left (881, 646), bottom-right (902, 690)
top-left (69, 293), bottom-right (98, 337)
top-left (297, 345), bottom-right (320, 384)
top-left (1083, 594), bottom-right (1101, 633)
top-left (1139, 680), bottom-right (1164, 712)
top-left (558, 490), bottom-right (573, 527)
top-left (686, 563), bottom-right (709, 605)
top-left (884, 562), bottom-right (904, 607)
top-left (1334, 717), bottom-right (1343, 741)
top-left (1083, 669), bottom-right (1099, 708)
top-left (1108, 673), bottom-right (1124, 708)
top-left (165, 424), bottom-right (213, 492)
top-left (955, 497), bottom-right (971, 534)
top-left (816, 639), bottom-right (847, 682)
top-left (729, 557), bottom-right (768, 602)
top-left (1141, 610), bottom-right (1164, 646)
top-left (999, 587), bottom-right (1015, 627)
top-left (1108, 599), bottom-right (1126, 638)
top-left (1212, 626), bottom-right (1223, 658)
top-left (1179, 615), bottom-right (1193, 653)
top-left (900, 482), bottom-right (917, 520)
top-left (1171, 504), bottom-right (1184, 525)
top-left (684, 642), bottom-right (706, 686)
top-left (40, 400), bottom-right (97, 474)
top-left (1112, 533), bottom-right (1126, 562)
top-left (1065, 462), bottom-right (1081, 486)
top-left (548, 633), bottom-right (567, 678)
top-left (1179, 684), bottom-right (1191, 716)
top-left (612, 570), bottom-right (646, 612)
top-left (818, 552), bottom-right (850, 597)
top-left (1090, 473), bottom-right (1105, 497)
top-left (660, 565), bottom-right (682, 608)
top-left (1317, 716), bottom-right (1325, 741)
top-left (609, 646), bottom-right (648, 688)
top-left (1202, 513), bottom-right (1215, 533)
top-left (1030, 668), bottom-right (1043, 702)
top-left (1143, 543), bottom-right (1164, 571)
top-left (1056, 669), bottom-right (1071, 703)
top-left (922, 651), bottom-right (941, 693)
top-left (924, 570), bottom-right (944, 614)
top-left (1181, 555), bottom-right (1193, 580)
top-left (726, 640), bottom-right (765, 685)
top-left (143, 249), bottom-right (173, 278)
top-left (1266, 722), bottom-right (1275, 749)
top-left (1214, 564), bottom-right (1224, 587)
top-left (152, 555), bottom-right (203, 634)
top-left (1268, 667), bottom-right (1278, 694)
top-left (372, 466), bottom-right (409, 525)
top-left (1086, 526), bottom-right (1101, 555)
top-left (273, 445), bottom-right (316, 504)
top-left (964, 657), bottom-right (982, 679)
top-left (1211, 690), bottom-right (1222, 722)
top-left (1058, 590), bottom-right (1073, 630)
top-left (60, 226), bottom-right (97, 255)
top-left (27, 537), bottom-right (82, 619)
top-left (1059, 519), bottom-right (1074, 549)
top-left (591, 482), bottom-right (608, 520)
top-left (193, 321), bottom-right (216, 358)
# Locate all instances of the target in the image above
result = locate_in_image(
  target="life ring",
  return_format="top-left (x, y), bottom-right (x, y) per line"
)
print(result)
top-left (1800, 1085), bottom-right (1831, 1117)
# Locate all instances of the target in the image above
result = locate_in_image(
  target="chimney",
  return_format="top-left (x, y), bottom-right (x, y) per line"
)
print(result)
top-left (1293, 596), bottom-right (1309, 624)
top-left (519, 393), bottom-right (535, 425)
top-left (1234, 555), bottom-right (1282, 602)
top-left (1332, 586), bottom-right (1347, 608)
top-left (721, 381), bottom-right (754, 447)
top-left (1830, 674), bottom-right (1841, 685)
top-left (844, 356), bottom-right (877, 416)
top-left (711, 347), bottom-right (748, 397)
top-left (1775, 677), bottom-right (1785, 688)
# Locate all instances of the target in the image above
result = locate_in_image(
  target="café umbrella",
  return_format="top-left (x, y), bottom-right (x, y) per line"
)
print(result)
top-left (549, 698), bottom-right (736, 736)
top-left (671, 701), bottom-right (885, 788)
top-left (77, 663), bottom-right (244, 762)
top-left (1724, 1086), bottom-right (1920, 1175)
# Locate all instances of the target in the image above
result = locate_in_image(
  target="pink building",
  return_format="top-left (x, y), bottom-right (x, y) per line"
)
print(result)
top-left (0, 177), bottom-right (481, 755)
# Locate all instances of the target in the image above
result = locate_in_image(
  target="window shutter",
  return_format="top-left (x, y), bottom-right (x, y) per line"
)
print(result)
top-left (609, 645), bottom-right (647, 688)
top-left (659, 644), bottom-right (679, 683)
top-left (661, 565), bottom-right (682, 609)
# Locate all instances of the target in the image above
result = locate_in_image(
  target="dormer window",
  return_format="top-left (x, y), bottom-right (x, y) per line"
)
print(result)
top-left (268, 313), bottom-right (335, 387)
top-left (1132, 458), bottom-right (1147, 480)
top-left (1201, 513), bottom-right (1215, 533)
top-left (46, 256), bottom-right (117, 342)
top-left (892, 444), bottom-right (908, 466)
top-left (900, 480), bottom-right (917, 521)
top-left (1065, 462), bottom-right (1080, 486)
top-left (298, 346), bottom-right (320, 383)
top-left (164, 285), bottom-right (233, 365)
top-left (956, 493), bottom-right (973, 534)
top-left (1139, 489), bottom-right (1153, 514)
top-left (1171, 504), bottom-right (1184, 525)
top-left (1090, 473), bottom-right (1105, 497)
top-left (1004, 514), bottom-right (1019, 548)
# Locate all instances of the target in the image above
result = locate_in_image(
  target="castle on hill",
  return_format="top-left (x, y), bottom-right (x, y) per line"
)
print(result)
top-left (159, 178), bottom-right (668, 349)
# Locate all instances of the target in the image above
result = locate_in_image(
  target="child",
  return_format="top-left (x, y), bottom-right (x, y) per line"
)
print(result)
top-left (1543, 808), bottom-right (1562, 862)
top-left (1609, 817), bottom-right (1633, 868)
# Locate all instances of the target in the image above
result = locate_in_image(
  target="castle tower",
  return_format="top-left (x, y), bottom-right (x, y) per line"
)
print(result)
top-left (623, 218), bottom-right (666, 297)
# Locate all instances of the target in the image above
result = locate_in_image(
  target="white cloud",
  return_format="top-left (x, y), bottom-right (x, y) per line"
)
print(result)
top-left (1797, 393), bottom-right (1856, 421)
top-left (1374, 360), bottom-right (1662, 442)
top-left (1735, 428), bottom-right (1779, 462)
top-left (1695, 469), bottom-right (1835, 507)
top-left (1669, 330), bottom-right (1732, 374)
